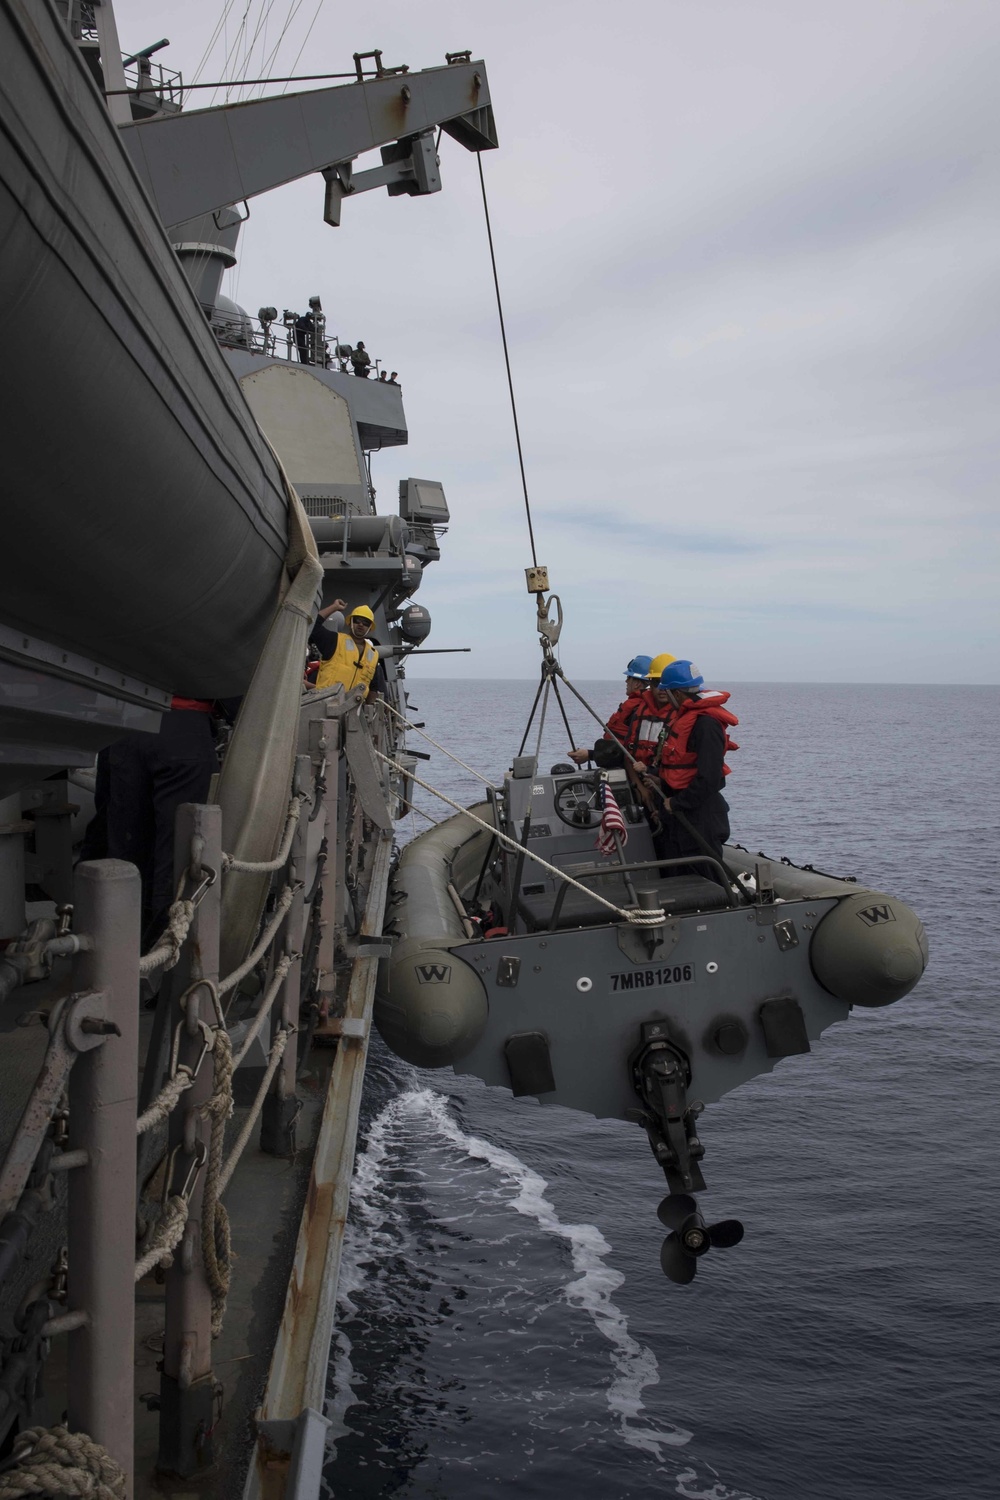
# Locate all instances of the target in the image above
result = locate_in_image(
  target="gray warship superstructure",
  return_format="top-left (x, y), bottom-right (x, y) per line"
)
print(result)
top-left (0, 3), bottom-right (495, 1496)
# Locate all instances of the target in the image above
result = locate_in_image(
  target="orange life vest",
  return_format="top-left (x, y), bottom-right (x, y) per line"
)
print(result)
top-left (606, 689), bottom-right (646, 743)
top-left (658, 691), bottom-right (739, 790)
top-left (615, 689), bottom-right (674, 766)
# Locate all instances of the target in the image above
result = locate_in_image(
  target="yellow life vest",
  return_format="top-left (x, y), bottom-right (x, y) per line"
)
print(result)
top-left (315, 633), bottom-right (379, 696)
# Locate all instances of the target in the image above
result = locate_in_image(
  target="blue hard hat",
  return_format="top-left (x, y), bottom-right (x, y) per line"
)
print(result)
top-left (658, 659), bottom-right (704, 691)
top-left (624, 655), bottom-right (653, 678)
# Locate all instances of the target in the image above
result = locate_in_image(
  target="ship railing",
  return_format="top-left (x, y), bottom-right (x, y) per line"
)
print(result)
top-left (214, 310), bottom-right (398, 384)
top-left (121, 56), bottom-right (184, 112)
top-left (0, 686), bottom-right (402, 1491)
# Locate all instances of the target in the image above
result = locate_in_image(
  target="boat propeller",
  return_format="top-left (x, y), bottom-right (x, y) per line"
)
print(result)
top-left (656, 1194), bottom-right (744, 1284)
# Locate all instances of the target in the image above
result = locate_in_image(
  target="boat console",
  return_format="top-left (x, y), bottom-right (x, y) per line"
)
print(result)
top-left (496, 759), bottom-right (731, 933)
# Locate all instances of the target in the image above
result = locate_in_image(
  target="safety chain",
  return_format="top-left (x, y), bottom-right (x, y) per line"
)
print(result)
top-left (220, 793), bottom-right (308, 874)
top-left (0, 1425), bottom-right (126, 1500)
top-left (137, 864), bottom-right (217, 977)
top-left (372, 749), bottom-right (666, 926)
top-left (377, 700), bottom-right (500, 791)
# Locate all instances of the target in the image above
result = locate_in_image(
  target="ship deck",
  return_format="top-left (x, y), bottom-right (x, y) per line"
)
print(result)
top-left (0, 877), bottom-right (390, 1500)
top-left (1, 965), bottom-right (338, 1499)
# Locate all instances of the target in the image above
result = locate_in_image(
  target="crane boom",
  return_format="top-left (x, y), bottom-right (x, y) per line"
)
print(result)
top-left (119, 60), bottom-right (496, 231)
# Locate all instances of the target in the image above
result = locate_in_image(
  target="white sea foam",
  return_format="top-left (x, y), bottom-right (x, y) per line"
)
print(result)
top-left (674, 1466), bottom-right (764, 1500)
top-left (332, 1085), bottom-right (693, 1465)
top-left (325, 1090), bottom-right (403, 1459)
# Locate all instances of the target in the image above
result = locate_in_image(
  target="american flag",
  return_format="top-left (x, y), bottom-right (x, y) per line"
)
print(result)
top-left (596, 782), bottom-right (628, 856)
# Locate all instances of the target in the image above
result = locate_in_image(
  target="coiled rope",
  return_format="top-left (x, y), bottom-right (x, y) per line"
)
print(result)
top-left (0, 1426), bottom-right (126, 1500)
top-left (372, 750), bottom-right (665, 926)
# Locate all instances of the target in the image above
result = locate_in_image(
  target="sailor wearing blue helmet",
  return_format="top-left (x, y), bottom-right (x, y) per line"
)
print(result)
top-left (568, 654), bottom-right (652, 766)
top-left (624, 655), bottom-right (653, 694)
top-left (643, 660), bottom-right (740, 881)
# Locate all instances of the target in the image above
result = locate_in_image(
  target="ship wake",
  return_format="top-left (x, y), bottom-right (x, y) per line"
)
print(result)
top-left (327, 1085), bottom-right (701, 1476)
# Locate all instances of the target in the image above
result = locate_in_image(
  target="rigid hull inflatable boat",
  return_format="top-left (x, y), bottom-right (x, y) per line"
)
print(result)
top-left (375, 760), bottom-right (928, 1278)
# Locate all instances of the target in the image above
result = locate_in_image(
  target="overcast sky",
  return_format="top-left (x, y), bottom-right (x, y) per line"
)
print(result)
top-left (124, 0), bottom-right (999, 683)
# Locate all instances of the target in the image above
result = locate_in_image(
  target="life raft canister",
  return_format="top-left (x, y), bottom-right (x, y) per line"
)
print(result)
top-left (659, 691), bottom-right (739, 790)
top-left (314, 634), bottom-right (379, 695)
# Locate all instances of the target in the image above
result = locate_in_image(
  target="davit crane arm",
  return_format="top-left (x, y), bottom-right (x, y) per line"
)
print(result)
top-left (117, 56), bottom-right (496, 314)
top-left (119, 56), bottom-right (495, 229)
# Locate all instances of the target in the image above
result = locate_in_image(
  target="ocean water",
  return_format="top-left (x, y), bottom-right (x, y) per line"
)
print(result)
top-left (324, 682), bottom-right (999, 1500)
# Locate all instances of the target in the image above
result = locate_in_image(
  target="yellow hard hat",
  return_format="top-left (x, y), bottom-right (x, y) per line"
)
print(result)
top-left (647, 652), bottom-right (676, 680)
top-left (349, 605), bottom-right (375, 623)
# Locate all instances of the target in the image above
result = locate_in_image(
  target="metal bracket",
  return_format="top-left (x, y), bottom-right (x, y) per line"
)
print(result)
top-left (63, 990), bottom-right (115, 1054)
top-left (342, 715), bottom-right (393, 831)
top-left (0, 992), bottom-right (110, 1219)
top-left (256, 1407), bottom-right (332, 1497)
top-left (319, 1016), bottom-right (367, 1042)
top-left (617, 920), bottom-right (680, 965)
top-left (343, 934), bottom-right (393, 960)
top-left (496, 955), bottom-right (521, 988)
top-left (772, 918), bottom-right (799, 951)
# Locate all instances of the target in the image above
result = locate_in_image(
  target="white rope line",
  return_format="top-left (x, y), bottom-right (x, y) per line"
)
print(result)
top-left (232, 953), bottom-right (295, 1068)
top-left (372, 750), bottom-right (666, 926)
top-left (217, 1028), bottom-right (292, 1197)
top-left (136, 1071), bottom-right (193, 1136)
top-left (138, 897), bottom-right (195, 976)
top-left (379, 700), bottom-right (500, 790)
top-left (217, 884), bottom-right (296, 996)
top-left (221, 793), bottom-right (307, 873)
top-left (134, 1195), bottom-right (189, 1282)
top-left (404, 797), bottom-right (443, 831)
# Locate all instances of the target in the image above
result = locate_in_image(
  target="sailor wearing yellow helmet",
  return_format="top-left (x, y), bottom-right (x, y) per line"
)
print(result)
top-left (618, 651), bottom-right (680, 767)
top-left (309, 598), bottom-right (382, 698)
top-left (568, 652), bottom-right (676, 767)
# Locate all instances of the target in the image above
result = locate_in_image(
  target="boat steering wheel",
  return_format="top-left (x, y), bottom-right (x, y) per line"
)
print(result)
top-left (553, 775), bottom-right (603, 829)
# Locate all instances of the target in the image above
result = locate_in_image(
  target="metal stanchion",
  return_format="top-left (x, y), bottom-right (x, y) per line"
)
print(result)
top-left (261, 756), bottom-right (309, 1155)
top-left (158, 803), bottom-right (221, 1477)
top-left (311, 708), bottom-right (341, 1042)
top-left (67, 858), bottom-right (141, 1500)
